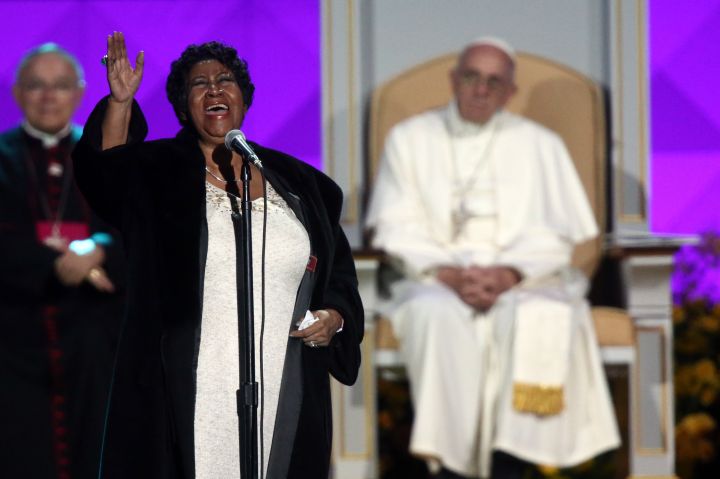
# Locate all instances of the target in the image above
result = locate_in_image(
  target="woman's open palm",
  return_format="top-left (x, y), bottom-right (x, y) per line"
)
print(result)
top-left (106, 31), bottom-right (144, 103)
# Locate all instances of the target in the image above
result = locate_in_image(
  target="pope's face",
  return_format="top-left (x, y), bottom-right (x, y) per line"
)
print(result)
top-left (13, 53), bottom-right (84, 134)
top-left (186, 59), bottom-right (247, 147)
top-left (450, 45), bottom-right (516, 125)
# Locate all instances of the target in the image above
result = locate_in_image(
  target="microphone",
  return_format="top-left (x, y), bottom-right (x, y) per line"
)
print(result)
top-left (224, 130), bottom-right (263, 168)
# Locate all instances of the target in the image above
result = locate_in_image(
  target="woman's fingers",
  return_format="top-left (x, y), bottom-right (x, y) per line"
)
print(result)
top-left (108, 32), bottom-right (119, 64)
top-left (106, 33), bottom-right (118, 77)
top-left (105, 32), bottom-right (144, 102)
top-left (134, 50), bottom-right (145, 83)
top-left (289, 315), bottom-right (333, 347)
top-left (118, 31), bottom-right (127, 62)
top-left (135, 50), bottom-right (145, 70)
top-left (109, 31), bottom-right (124, 62)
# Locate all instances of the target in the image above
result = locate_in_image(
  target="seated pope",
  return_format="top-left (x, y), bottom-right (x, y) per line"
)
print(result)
top-left (365, 37), bottom-right (620, 479)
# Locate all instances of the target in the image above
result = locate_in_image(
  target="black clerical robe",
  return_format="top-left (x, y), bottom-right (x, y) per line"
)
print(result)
top-left (0, 126), bottom-right (126, 479)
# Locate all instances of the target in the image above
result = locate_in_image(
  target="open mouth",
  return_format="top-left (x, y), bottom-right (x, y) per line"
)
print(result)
top-left (205, 103), bottom-right (229, 115)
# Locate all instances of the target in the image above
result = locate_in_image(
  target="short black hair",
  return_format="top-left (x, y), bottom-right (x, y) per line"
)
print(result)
top-left (166, 41), bottom-right (255, 127)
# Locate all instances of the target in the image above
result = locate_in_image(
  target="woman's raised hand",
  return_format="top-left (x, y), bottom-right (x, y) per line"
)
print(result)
top-left (106, 31), bottom-right (144, 104)
top-left (101, 32), bottom-right (144, 149)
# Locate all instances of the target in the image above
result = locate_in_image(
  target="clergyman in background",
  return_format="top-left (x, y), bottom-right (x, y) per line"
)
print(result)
top-left (0, 42), bottom-right (125, 479)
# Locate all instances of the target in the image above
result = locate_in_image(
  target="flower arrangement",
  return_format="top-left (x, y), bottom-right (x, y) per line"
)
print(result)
top-left (672, 232), bottom-right (720, 479)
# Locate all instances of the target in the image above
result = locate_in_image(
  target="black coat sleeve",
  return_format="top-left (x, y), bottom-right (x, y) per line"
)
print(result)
top-left (72, 96), bottom-right (148, 228)
top-left (315, 174), bottom-right (364, 386)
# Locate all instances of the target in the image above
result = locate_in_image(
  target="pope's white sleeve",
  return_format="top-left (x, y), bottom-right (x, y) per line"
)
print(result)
top-left (365, 125), bottom-right (454, 278)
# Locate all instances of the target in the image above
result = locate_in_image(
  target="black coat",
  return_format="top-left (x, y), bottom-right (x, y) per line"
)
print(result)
top-left (0, 126), bottom-right (126, 479)
top-left (73, 98), bottom-right (364, 479)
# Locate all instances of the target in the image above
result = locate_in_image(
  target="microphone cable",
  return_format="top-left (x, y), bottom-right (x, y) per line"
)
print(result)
top-left (97, 303), bottom-right (128, 479)
top-left (258, 168), bottom-right (268, 479)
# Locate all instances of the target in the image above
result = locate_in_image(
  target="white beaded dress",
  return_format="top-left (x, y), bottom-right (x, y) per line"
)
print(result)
top-left (194, 180), bottom-right (310, 478)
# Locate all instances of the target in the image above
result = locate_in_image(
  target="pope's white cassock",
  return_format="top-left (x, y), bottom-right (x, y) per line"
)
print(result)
top-left (365, 102), bottom-right (620, 477)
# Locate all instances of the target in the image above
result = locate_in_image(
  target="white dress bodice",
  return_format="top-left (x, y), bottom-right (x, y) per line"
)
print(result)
top-left (195, 180), bottom-right (310, 478)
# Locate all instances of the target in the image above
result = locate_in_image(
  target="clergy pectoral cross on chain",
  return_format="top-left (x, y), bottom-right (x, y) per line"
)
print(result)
top-left (451, 198), bottom-right (471, 240)
top-left (44, 223), bottom-right (68, 250)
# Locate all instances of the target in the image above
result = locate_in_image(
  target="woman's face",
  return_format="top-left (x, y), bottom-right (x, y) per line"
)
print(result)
top-left (186, 59), bottom-right (246, 147)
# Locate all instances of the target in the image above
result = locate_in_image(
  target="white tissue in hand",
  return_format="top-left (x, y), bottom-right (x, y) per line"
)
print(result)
top-left (298, 310), bottom-right (319, 330)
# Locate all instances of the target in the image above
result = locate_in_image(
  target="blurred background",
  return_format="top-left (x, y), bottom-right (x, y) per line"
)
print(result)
top-left (2, 1), bottom-right (719, 478)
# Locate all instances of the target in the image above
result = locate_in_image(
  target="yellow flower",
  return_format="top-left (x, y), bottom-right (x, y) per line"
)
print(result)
top-left (697, 439), bottom-right (716, 461)
top-left (690, 299), bottom-right (707, 311)
top-left (675, 365), bottom-right (701, 396)
top-left (700, 388), bottom-right (718, 406)
top-left (676, 431), bottom-right (695, 462)
top-left (678, 419), bottom-right (718, 462)
top-left (675, 333), bottom-right (709, 356)
top-left (677, 412), bottom-right (716, 436)
top-left (673, 306), bottom-right (686, 324)
top-left (695, 359), bottom-right (718, 383)
top-left (537, 464), bottom-right (559, 476)
top-left (699, 315), bottom-right (720, 332)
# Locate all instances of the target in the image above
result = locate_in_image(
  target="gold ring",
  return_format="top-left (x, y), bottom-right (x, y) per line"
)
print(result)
top-left (310, 341), bottom-right (317, 348)
top-left (89, 268), bottom-right (102, 280)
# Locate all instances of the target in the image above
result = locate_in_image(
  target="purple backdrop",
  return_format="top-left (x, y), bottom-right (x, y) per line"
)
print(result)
top-left (0, 0), bottom-right (321, 169)
top-left (650, 0), bottom-right (720, 234)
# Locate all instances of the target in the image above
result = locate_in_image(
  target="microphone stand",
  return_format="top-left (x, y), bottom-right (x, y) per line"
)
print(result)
top-left (230, 156), bottom-right (259, 479)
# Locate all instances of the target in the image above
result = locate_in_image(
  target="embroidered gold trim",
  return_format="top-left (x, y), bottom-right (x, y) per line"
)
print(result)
top-left (512, 382), bottom-right (564, 416)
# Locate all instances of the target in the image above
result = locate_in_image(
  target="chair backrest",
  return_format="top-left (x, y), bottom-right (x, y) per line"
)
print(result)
top-left (368, 52), bottom-right (606, 277)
